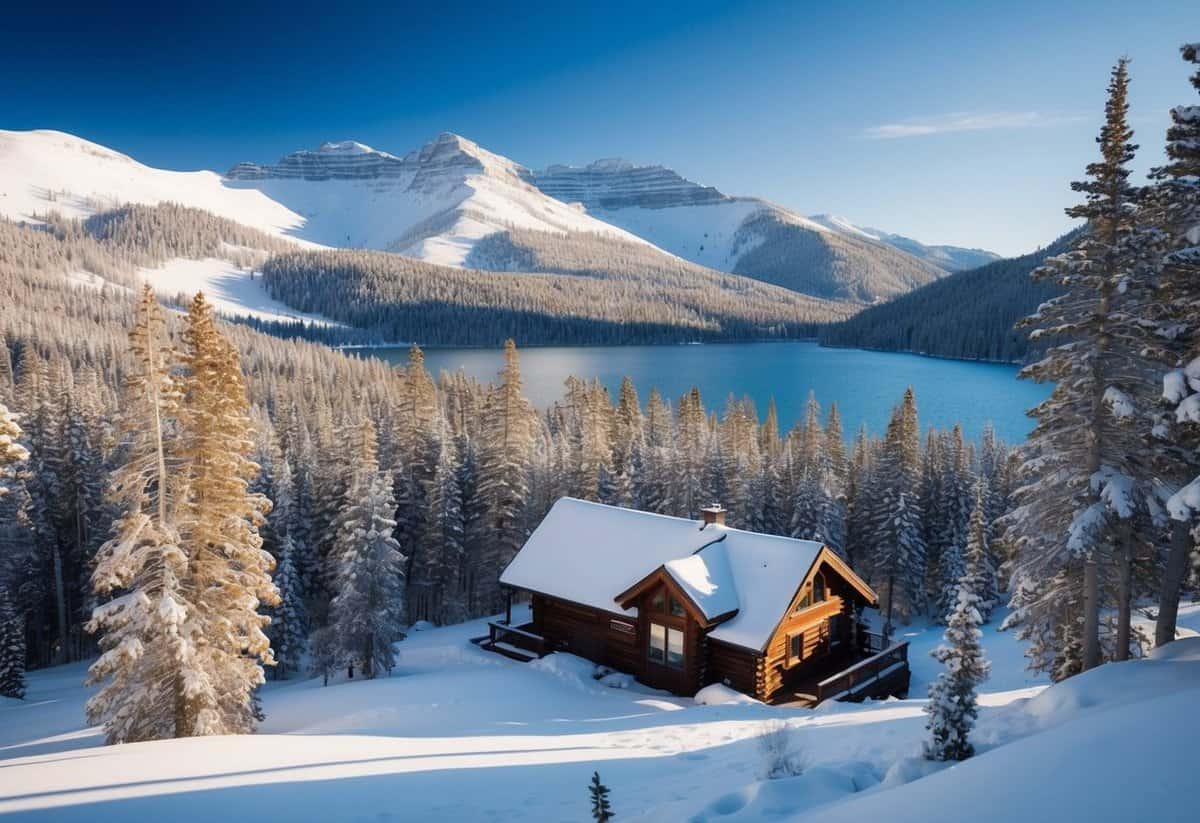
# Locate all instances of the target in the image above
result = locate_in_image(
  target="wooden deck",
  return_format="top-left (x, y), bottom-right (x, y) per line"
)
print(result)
top-left (771, 633), bottom-right (911, 707)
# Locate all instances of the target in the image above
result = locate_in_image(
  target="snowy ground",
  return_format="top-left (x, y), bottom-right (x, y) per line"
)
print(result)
top-left (1, 604), bottom-right (1197, 822)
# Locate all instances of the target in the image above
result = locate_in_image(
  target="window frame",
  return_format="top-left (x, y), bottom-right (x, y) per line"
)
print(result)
top-left (648, 621), bottom-right (685, 670)
top-left (787, 631), bottom-right (805, 666)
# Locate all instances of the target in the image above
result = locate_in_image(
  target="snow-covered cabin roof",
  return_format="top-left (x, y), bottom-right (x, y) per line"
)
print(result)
top-left (500, 498), bottom-right (832, 652)
top-left (664, 542), bottom-right (738, 621)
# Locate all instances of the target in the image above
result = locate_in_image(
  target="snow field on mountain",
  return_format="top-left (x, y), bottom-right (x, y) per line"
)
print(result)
top-left (0, 130), bottom-right (306, 238)
top-left (2, 604), bottom-right (1196, 821)
top-left (135, 257), bottom-right (342, 327)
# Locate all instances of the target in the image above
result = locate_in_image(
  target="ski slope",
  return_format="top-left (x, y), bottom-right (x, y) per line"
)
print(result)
top-left (1, 604), bottom-right (1196, 821)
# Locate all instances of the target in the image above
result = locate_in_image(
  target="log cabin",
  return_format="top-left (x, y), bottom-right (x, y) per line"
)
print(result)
top-left (488, 497), bottom-right (910, 705)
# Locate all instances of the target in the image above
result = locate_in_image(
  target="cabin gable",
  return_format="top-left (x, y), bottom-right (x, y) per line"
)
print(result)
top-left (754, 548), bottom-right (877, 701)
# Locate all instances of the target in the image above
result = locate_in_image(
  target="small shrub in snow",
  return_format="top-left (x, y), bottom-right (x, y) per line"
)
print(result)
top-left (589, 771), bottom-right (613, 821)
top-left (757, 719), bottom-right (806, 779)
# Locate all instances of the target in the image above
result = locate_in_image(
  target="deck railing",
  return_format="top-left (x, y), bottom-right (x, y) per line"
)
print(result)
top-left (487, 621), bottom-right (551, 658)
top-left (815, 640), bottom-right (909, 703)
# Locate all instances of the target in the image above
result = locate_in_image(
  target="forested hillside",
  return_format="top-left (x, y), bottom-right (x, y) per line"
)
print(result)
top-left (261, 245), bottom-right (852, 345)
top-left (817, 231), bottom-right (1080, 363)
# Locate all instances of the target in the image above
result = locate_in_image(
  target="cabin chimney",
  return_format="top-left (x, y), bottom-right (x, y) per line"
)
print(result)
top-left (700, 503), bottom-right (726, 527)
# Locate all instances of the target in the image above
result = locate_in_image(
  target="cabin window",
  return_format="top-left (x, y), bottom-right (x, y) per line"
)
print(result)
top-left (829, 614), bottom-right (844, 646)
top-left (794, 591), bottom-right (811, 612)
top-left (788, 631), bottom-right (804, 664)
top-left (650, 589), bottom-right (667, 613)
top-left (813, 573), bottom-right (827, 603)
top-left (649, 622), bottom-right (684, 669)
top-left (670, 596), bottom-right (687, 618)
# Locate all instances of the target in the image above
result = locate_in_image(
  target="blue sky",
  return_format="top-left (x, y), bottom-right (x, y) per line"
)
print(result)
top-left (1, 0), bottom-right (1193, 255)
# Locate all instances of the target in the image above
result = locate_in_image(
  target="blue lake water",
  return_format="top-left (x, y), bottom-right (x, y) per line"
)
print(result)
top-left (361, 341), bottom-right (1049, 444)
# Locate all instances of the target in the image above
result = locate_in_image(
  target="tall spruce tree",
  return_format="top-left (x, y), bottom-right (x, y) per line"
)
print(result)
top-left (1004, 59), bottom-right (1152, 676)
top-left (176, 292), bottom-right (279, 734)
top-left (475, 340), bottom-right (534, 613)
top-left (86, 287), bottom-right (191, 743)
top-left (1150, 43), bottom-right (1200, 647)
top-left (865, 388), bottom-right (927, 631)
top-left (329, 420), bottom-right (407, 679)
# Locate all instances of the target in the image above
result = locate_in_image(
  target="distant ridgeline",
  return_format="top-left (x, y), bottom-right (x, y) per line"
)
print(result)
top-left (817, 230), bottom-right (1080, 364)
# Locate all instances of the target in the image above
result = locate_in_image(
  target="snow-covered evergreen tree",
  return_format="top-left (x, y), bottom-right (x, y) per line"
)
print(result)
top-left (0, 591), bottom-right (25, 699)
top-left (924, 574), bottom-right (990, 761)
top-left (1149, 43), bottom-right (1200, 647)
top-left (86, 286), bottom-right (191, 743)
top-left (176, 292), bottom-right (278, 734)
top-left (961, 477), bottom-right (1000, 622)
top-left (329, 452), bottom-right (407, 679)
top-left (864, 388), bottom-right (927, 631)
top-left (1005, 59), bottom-right (1154, 676)
top-left (269, 535), bottom-right (307, 679)
top-left (475, 340), bottom-right (534, 613)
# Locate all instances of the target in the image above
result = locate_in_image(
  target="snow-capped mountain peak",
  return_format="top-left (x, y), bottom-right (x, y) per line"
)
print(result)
top-left (316, 140), bottom-right (382, 155)
top-left (221, 132), bottom-right (648, 265)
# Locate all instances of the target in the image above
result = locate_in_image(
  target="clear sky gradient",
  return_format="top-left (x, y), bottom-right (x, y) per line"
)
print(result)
top-left (2, 0), bottom-right (1193, 255)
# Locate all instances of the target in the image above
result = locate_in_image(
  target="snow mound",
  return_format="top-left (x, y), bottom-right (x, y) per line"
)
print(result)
top-left (694, 683), bottom-right (761, 706)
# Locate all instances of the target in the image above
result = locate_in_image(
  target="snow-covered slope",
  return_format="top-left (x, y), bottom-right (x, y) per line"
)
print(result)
top-left (3, 607), bottom-right (1195, 821)
top-left (0, 130), bottom-right (307, 237)
top-left (226, 133), bottom-right (650, 266)
top-left (531, 160), bottom-right (949, 302)
top-left (809, 214), bottom-right (1002, 272)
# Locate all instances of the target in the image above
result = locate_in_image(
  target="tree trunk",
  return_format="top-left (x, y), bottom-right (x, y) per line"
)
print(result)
top-left (1114, 521), bottom-right (1133, 661)
top-left (1155, 518), bottom-right (1192, 647)
top-left (1082, 557), bottom-right (1101, 671)
top-left (52, 546), bottom-right (68, 663)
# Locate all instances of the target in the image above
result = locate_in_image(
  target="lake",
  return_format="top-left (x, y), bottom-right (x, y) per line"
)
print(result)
top-left (359, 341), bottom-right (1050, 444)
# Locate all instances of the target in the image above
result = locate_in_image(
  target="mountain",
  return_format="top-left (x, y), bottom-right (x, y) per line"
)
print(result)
top-left (224, 132), bottom-right (647, 266)
top-left (808, 214), bottom-right (1002, 272)
top-left (0, 129), bottom-right (977, 316)
top-left (530, 159), bottom-right (949, 303)
top-left (817, 230), bottom-right (1080, 363)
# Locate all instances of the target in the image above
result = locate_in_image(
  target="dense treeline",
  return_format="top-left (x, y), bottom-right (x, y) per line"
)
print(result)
top-left (818, 230), bottom-right (1079, 363)
top-left (261, 246), bottom-right (851, 346)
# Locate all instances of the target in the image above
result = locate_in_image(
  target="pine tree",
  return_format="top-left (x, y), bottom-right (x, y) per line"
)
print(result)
top-left (86, 286), bottom-right (191, 743)
top-left (475, 340), bottom-right (534, 613)
top-left (1149, 43), bottom-right (1200, 648)
top-left (961, 477), bottom-right (1000, 623)
top-left (1006, 59), bottom-right (1153, 675)
top-left (330, 462), bottom-right (407, 679)
top-left (175, 292), bottom-right (278, 734)
top-left (864, 388), bottom-right (927, 631)
top-left (0, 591), bottom-right (26, 699)
top-left (924, 574), bottom-right (990, 762)
top-left (589, 771), bottom-right (614, 822)
top-left (269, 535), bottom-right (307, 680)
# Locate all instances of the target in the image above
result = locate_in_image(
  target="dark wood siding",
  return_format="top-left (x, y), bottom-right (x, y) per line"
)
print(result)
top-left (707, 639), bottom-right (761, 696)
